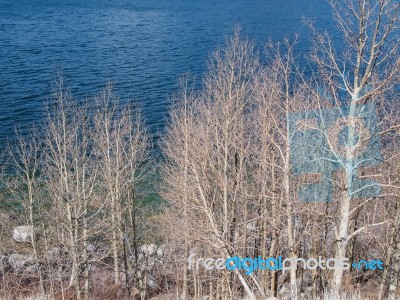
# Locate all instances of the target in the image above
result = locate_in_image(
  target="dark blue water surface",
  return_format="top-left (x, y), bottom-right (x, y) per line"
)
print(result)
top-left (0, 0), bottom-right (335, 148)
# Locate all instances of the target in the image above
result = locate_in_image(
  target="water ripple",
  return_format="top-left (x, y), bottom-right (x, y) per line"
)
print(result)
top-left (0, 0), bottom-right (334, 148)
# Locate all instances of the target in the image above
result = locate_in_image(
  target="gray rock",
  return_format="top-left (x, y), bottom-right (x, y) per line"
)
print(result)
top-left (130, 244), bottom-right (166, 273)
top-left (87, 243), bottom-right (96, 253)
top-left (138, 253), bottom-right (144, 261)
top-left (140, 244), bottom-right (157, 256)
top-left (13, 225), bottom-right (34, 243)
top-left (156, 244), bottom-right (166, 258)
top-left (246, 220), bottom-right (257, 231)
top-left (146, 273), bottom-right (159, 289)
top-left (25, 264), bottom-right (38, 274)
top-left (8, 254), bottom-right (35, 272)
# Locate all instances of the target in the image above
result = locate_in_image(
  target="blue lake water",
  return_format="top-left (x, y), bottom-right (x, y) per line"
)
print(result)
top-left (0, 0), bottom-right (335, 149)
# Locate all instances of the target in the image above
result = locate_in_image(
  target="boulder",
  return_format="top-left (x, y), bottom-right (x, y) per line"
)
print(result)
top-left (8, 253), bottom-right (35, 272)
top-left (13, 225), bottom-right (34, 243)
top-left (140, 244), bottom-right (157, 256)
top-left (246, 220), bottom-right (257, 231)
top-left (87, 243), bottom-right (96, 253)
top-left (156, 244), bottom-right (166, 258)
top-left (25, 264), bottom-right (38, 274)
top-left (130, 244), bottom-right (166, 272)
top-left (146, 273), bottom-right (159, 289)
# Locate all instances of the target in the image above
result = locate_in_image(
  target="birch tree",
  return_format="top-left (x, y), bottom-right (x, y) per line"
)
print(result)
top-left (93, 84), bottom-right (149, 297)
top-left (8, 130), bottom-right (45, 294)
top-left (43, 79), bottom-right (100, 300)
top-left (307, 0), bottom-right (400, 294)
top-left (162, 29), bottom-right (264, 300)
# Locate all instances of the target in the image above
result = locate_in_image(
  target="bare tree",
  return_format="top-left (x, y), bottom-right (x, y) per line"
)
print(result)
top-left (42, 78), bottom-right (100, 300)
top-left (92, 84), bottom-right (149, 298)
top-left (306, 0), bottom-right (400, 294)
top-left (8, 130), bottom-right (45, 294)
top-left (161, 29), bottom-right (264, 300)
